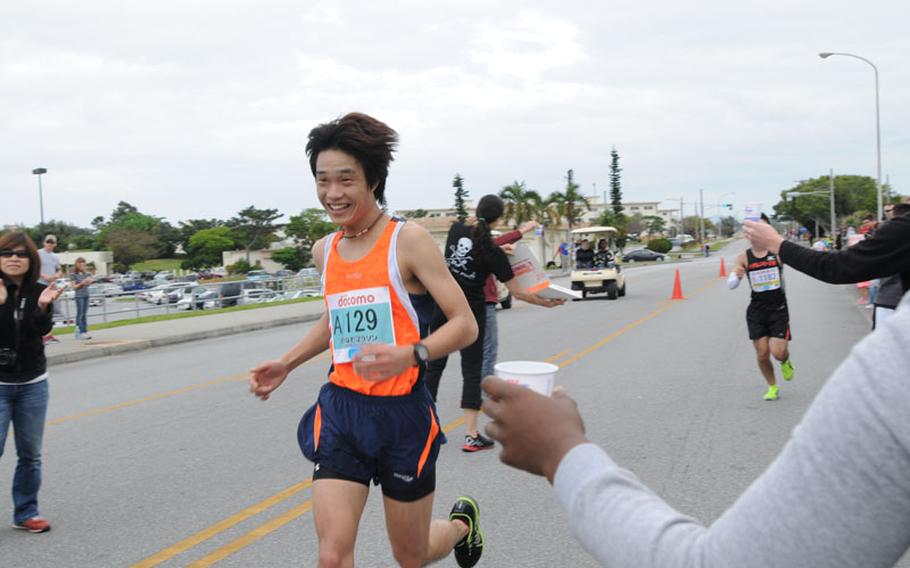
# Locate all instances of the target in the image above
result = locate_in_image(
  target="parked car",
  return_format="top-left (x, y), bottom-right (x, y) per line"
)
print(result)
top-left (238, 288), bottom-right (278, 305)
top-left (622, 249), bottom-right (667, 262)
top-left (176, 285), bottom-right (217, 310)
top-left (147, 283), bottom-right (187, 305)
top-left (274, 269), bottom-right (295, 278)
top-left (215, 281), bottom-right (259, 308)
top-left (246, 270), bottom-right (271, 282)
top-left (87, 283), bottom-right (125, 306)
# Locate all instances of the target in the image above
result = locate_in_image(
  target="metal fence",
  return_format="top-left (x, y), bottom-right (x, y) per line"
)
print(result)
top-left (54, 275), bottom-right (321, 329)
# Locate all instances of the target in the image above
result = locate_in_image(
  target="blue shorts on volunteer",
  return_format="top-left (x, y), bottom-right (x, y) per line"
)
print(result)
top-left (298, 379), bottom-right (446, 502)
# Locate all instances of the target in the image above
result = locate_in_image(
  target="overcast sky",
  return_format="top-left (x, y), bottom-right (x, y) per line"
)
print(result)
top-left (2, 1), bottom-right (908, 228)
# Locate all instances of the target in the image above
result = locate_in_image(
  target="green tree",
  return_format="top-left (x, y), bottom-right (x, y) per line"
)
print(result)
top-left (286, 208), bottom-right (336, 251)
top-left (772, 174), bottom-right (879, 236)
top-left (549, 169), bottom-right (591, 231)
top-left (229, 206), bottom-right (282, 264)
top-left (183, 227), bottom-right (237, 269)
top-left (452, 174), bottom-right (469, 223)
top-left (24, 220), bottom-right (97, 252)
top-left (98, 201), bottom-right (179, 258)
top-left (402, 209), bottom-right (429, 219)
top-left (609, 147), bottom-right (623, 215)
top-left (271, 246), bottom-right (310, 271)
top-left (681, 216), bottom-right (715, 238)
top-left (178, 219), bottom-right (222, 253)
top-left (499, 181), bottom-right (542, 226)
top-left (641, 215), bottom-right (665, 236)
top-left (105, 228), bottom-right (159, 272)
top-left (719, 216), bottom-right (737, 238)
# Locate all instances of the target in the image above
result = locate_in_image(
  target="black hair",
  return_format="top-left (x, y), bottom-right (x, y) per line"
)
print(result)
top-left (892, 203), bottom-right (910, 218)
top-left (0, 231), bottom-right (41, 289)
top-left (471, 194), bottom-right (506, 262)
top-left (305, 112), bottom-right (398, 206)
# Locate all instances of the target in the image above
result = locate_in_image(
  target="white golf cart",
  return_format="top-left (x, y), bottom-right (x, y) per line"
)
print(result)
top-left (569, 226), bottom-right (626, 300)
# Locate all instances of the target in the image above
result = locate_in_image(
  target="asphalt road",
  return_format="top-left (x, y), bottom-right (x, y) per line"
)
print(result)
top-left (2, 241), bottom-right (896, 567)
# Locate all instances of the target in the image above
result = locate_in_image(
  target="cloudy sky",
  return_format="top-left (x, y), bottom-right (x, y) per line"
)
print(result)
top-left (2, 1), bottom-right (908, 228)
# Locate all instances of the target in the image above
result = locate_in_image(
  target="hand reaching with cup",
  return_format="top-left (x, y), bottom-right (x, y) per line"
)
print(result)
top-left (482, 377), bottom-right (587, 482)
top-left (743, 220), bottom-right (784, 254)
top-left (518, 220), bottom-right (540, 235)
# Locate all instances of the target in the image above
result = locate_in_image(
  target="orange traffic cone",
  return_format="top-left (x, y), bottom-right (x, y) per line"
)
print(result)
top-left (719, 258), bottom-right (727, 277)
top-left (671, 269), bottom-right (685, 300)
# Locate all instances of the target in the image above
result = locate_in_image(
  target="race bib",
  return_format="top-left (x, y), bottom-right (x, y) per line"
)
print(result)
top-left (327, 286), bottom-right (396, 364)
top-left (749, 267), bottom-right (781, 292)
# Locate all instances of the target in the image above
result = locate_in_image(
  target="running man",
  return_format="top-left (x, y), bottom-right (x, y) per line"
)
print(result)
top-left (249, 113), bottom-right (485, 568)
top-left (730, 213), bottom-right (795, 401)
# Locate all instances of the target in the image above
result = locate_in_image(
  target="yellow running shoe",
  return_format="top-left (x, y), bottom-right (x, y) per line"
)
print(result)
top-left (781, 359), bottom-right (795, 381)
top-left (763, 385), bottom-right (779, 401)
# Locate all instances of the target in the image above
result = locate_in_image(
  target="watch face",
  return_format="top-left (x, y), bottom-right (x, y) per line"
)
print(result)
top-left (415, 343), bottom-right (429, 363)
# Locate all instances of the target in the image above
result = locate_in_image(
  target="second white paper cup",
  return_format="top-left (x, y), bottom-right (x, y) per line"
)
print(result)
top-left (494, 361), bottom-right (559, 396)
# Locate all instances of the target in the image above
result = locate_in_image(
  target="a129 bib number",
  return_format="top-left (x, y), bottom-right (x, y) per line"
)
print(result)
top-left (327, 287), bottom-right (396, 364)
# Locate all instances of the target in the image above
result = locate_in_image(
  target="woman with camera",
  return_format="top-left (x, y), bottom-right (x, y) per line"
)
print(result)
top-left (0, 231), bottom-right (63, 533)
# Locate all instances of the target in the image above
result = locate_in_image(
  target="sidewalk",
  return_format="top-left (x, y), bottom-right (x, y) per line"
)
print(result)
top-left (45, 300), bottom-right (325, 366)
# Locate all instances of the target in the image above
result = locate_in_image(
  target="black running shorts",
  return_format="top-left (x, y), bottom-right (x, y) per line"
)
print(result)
top-left (746, 303), bottom-right (792, 341)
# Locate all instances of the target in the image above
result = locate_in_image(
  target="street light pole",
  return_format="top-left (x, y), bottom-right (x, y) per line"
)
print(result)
top-left (819, 51), bottom-right (883, 221)
top-left (32, 168), bottom-right (47, 227)
top-left (829, 168), bottom-right (836, 239)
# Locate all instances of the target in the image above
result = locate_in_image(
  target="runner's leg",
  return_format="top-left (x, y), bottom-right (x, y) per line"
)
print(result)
top-left (752, 338), bottom-right (775, 386)
top-left (313, 479), bottom-right (369, 568)
top-left (383, 493), bottom-right (467, 568)
top-left (769, 337), bottom-right (789, 363)
top-left (461, 302), bottom-right (487, 436)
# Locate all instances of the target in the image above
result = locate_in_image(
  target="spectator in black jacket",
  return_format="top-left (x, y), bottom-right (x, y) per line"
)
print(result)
top-left (743, 206), bottom-right (910, 297)
top-left (0, 231), bottom-right (62, 534)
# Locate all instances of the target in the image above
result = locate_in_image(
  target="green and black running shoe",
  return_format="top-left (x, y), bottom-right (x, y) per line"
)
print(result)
top-left (450, 496), bottom-right (484, 567)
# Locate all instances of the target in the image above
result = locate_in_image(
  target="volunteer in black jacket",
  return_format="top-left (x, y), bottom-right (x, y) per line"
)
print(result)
top-left (743, 207), bottom-right (910, 296)
top-left (0, 231), bottom-right (63, 534)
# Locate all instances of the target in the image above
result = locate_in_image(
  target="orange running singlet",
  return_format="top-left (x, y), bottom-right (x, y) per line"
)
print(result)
top-left (321, 219), bottom-right (422, 396)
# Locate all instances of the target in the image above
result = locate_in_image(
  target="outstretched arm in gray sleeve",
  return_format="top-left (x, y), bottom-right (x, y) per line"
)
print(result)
top-left (554, 301), bottom-right (910, 567)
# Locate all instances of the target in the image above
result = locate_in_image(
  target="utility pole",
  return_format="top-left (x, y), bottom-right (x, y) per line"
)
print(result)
top-left (829, 169), bottom-right (836, 238)
top-left (699, 189), bottom-right (706, 243)
top-left (32, 168), bottom-right (47, 227)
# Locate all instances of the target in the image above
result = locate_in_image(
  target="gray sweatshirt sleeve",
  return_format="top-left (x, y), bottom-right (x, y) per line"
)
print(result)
top-left (554, 297), bottom-right (910, 568)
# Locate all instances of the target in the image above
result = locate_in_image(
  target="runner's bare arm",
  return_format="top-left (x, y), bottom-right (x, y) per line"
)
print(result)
top-left (400, 223), bottom-right (477, 357)
top-left (353, 224), bottom-right (478, 382)
top-left (734, 252), bottom-right (747, 278)
top-left (249, 238), bottom-right (330, 399)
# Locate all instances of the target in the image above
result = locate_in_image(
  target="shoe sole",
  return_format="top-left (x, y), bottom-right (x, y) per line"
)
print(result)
top-left (11, 524), bottom-right (50, 533)
top-left (461, 445), bottom-right (494, 453)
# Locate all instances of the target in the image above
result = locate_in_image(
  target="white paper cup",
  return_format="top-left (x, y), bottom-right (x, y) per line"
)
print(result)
top-left (744, 202), bottom-right (762, 222)
top-left (494, 361), bottom-right (558, 396)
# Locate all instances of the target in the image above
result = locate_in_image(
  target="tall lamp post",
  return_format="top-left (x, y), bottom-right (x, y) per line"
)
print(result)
top-left (32, 168), bottom-right (47, 227)
top-left (819, 51), bottom-right (883, 221)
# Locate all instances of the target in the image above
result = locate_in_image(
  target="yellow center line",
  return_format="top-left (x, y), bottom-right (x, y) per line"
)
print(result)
top-left (135, 416), bottom-right (467, 568)
top-left (144, 276), bottom-right (723, 566)
top-left (545, 349), bottom-right (572, 364)
top-left (132, 479), bottom-right (315, 568)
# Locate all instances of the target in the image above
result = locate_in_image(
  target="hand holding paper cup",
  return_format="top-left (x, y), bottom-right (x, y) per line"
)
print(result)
top-left (494, 361), bottom-right (559, 396)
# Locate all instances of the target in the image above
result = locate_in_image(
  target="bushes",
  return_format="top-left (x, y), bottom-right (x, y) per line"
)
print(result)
top-left (227, 259), bottom-right (252, 274)
top-left (646, 238), bottom-right (672, 254)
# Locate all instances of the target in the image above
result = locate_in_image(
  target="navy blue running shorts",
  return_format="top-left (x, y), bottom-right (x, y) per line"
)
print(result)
top-left (298, 380), bottom-right (446, 502)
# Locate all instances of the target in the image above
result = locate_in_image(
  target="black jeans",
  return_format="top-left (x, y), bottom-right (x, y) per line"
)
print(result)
top-left (424, 301), bottom-right (486, 410)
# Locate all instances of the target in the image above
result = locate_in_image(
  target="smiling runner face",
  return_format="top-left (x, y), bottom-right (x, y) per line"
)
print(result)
top-left (316, 149), bottom-right (378, 229)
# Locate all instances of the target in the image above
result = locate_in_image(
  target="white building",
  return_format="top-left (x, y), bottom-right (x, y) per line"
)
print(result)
top-left (58, 251), bottom-right (115, 275)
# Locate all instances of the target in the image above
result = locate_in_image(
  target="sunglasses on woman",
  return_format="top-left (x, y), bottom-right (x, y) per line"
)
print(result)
top-left (0, 250), bottom-right (30, 259)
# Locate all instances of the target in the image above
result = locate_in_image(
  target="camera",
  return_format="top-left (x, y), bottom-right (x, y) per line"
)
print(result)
top-left (0, 348), bottom-right (16, 368)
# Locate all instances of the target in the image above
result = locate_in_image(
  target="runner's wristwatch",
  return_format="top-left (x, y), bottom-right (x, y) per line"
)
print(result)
top-left (412, 343), bottom-right (430, 369)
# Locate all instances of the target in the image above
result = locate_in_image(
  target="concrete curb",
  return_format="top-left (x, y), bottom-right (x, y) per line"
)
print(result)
top-left (47, 313), bottom-right (322, 366)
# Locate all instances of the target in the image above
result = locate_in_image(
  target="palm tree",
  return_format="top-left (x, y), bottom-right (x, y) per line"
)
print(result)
top-left (548, 169), bottom-right (591, 231)
top-left (499, 181), bottom-right (539, 226)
